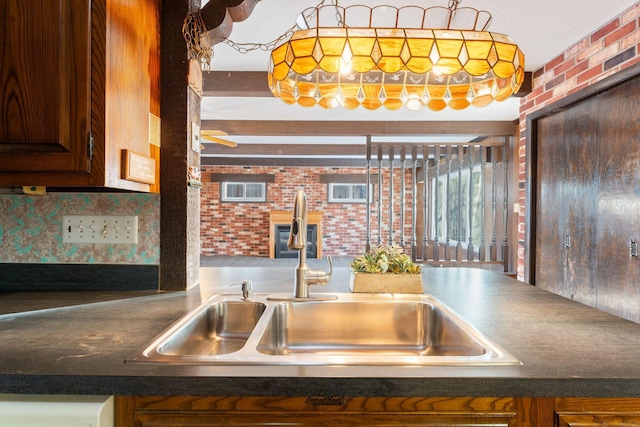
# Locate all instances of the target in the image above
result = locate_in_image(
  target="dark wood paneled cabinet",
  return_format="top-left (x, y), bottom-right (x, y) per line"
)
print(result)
top-left (0, 0), bottom-right (160, 192)
top-left (116, 396), bottom-right (519, 427)
top-left (535, 75), bottom-right (640, 322)
top-left (115, 396), bottom-right (640, 427)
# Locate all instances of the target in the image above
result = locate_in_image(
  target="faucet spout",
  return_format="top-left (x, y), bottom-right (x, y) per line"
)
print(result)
top-left (287, 190), bottom-right (307, 251)
top-left (288, 190), bottom-right (333, 299)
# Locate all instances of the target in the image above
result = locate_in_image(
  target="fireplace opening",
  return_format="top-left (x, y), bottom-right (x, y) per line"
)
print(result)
top-left (274, 224), bottom-right (318, 258)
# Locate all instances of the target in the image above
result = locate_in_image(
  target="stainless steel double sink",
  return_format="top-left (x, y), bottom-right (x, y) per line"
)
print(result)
top-left (127, 293), bottom-right (520, 366)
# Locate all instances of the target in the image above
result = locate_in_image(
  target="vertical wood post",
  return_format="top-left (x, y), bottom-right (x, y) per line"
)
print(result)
top-left (160, 0), bottom-right (202, 290)
top-left (411, 145), bottom-right (418, 260)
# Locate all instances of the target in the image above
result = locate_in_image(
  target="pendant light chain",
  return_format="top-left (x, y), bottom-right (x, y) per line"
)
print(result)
top-left (448, 0), bottom-right (462, 10)
top-left (222, 0), bottom-right (339, 54)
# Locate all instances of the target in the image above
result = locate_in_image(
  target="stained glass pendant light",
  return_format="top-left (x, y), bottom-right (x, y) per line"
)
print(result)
top-left (268, 0), bottom-right (525, 111)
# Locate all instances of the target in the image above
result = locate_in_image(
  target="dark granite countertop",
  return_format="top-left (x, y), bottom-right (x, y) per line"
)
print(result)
top-left (0, 267), bottom-right (639, 398)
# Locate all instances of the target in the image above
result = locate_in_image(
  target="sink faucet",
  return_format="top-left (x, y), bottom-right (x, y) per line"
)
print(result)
top-left (288, 189), bottom-right (333, 298)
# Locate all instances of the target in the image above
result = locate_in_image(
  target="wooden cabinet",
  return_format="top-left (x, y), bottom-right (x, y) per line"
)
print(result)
top-left (594, 78), bottom-right (640, 323)
top-left (116, 396), bottom-right (518, 427)
top-left (115, 396), bottom-right (640, 427)
top-left (536, 96), bottom-right (598, 307)
top-left (555, 398), bottom-right (640, 427)
top-left (0, 0), bottom-right (160, 192)
top-left (535, 74), bottom-right (640, 321)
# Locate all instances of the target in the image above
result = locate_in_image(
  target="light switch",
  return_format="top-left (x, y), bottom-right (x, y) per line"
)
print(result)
top-left (62, 215), bottom-right (138, 244)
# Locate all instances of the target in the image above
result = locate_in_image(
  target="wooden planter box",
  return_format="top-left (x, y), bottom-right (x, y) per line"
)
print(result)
top-left (349, 272), bottom-right (424, 294)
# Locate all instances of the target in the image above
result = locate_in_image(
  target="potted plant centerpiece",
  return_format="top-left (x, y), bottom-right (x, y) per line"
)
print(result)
top-left (349, 245), bottom-right (423, 293)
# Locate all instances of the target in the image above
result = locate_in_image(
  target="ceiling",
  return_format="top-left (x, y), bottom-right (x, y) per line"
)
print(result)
top-left (199, 0), bottom-right (638, 164)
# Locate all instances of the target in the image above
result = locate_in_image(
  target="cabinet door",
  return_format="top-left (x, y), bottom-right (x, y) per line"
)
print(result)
top-left (562, 98), bottom-right (599, 307)
top-left (556, 398), bottom-right (640, 427)
top-left (535, 94), bottom-right (598, 307)
top-left (557, 413), bottom-right (640, 426)
top-left (536, 112), bottom-right (569, 293)
top-left (595, 76), bottom-right (640, 322)
top-left (0, 0), bottom-right (91, 173)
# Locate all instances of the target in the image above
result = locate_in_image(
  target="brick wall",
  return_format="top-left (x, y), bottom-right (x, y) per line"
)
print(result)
top-left (517, 2), bottom-right (640, 280)
top-left (201, 165), bottom-right (414, 257)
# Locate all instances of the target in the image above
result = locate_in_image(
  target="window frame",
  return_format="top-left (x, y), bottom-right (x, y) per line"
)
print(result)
top-left (221, 181), bottom-right (267, 202)
top-left (327, 182), bottom-right (373, 204)
top-left (430, 164), bottom-right (483, 248)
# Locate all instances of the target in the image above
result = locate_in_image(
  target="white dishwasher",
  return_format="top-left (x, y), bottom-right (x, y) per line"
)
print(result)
top-left (0, 394), bottom-right (113, 427)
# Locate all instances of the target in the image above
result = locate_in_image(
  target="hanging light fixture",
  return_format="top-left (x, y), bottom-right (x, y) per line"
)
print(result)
top-left (268, 0), bottom-right (525, 111)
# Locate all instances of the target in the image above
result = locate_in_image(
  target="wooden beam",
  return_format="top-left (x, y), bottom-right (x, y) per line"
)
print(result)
top-left (201, 0), bottom-right (261, 45)
top-left (202, 71), bottom-right (533, 97)
top-left (201, 120), bottom-right (517, 136)
top-left (209, 173), bottom-right (275, 182)
top-left (203, 71), bottom-right (271, 97)
top-left (201, 157), bottom-right (368, 167)
top-left (201, 143), bottom-right (365, 156)
top-left (514, 72), bottom-right (533, 97)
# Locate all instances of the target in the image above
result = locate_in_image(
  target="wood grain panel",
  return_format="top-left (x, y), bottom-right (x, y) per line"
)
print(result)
top-left (0, 0), bottom-right (91, 172)
top-left (134, 413), bottom-right (516, 426)
top-left (557, 414), bottom-right (640, 426)
top-left (534, 72), bottom-right (640, 322)
top-left (536, 112), bottom-right (568, 296)
top-left (595, 76), bottom-right (640, 322)
top-left (123, 396), bottom-right (517, 426)
top-left (535, 83), bottom-right (602, 307)
top-left (556, 397), bottom-right (640, 427)
top-left (129, 395), bottom-right (516, 413)
top-left (102, 0), bottom-right (160, 190)
top-left (563, 97), bottom-right (598, 307)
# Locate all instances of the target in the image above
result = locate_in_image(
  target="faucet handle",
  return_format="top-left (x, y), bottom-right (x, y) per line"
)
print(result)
top-left (305, 256), bottom-right (333, 285)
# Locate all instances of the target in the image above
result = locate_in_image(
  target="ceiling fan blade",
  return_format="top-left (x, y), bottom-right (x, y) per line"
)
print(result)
top-left (201, 134), bottom-right (238, 147)
top-left (201, 130), bottom-right (228, 136)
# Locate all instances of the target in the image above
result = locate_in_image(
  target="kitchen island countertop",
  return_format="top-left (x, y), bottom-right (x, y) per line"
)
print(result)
top-left (0, 267), bottom-right (639, 398)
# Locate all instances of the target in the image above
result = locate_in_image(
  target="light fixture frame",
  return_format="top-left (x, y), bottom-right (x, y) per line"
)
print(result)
top-left (268, 3), bottom-right (525, 111)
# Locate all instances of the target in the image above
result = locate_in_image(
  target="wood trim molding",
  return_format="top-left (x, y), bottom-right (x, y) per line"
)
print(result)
top-left (202, 144), bottom-right (365, 156)
top-left (319, 174), bottom-right (376, 183)
top-left (209, 173), bottom-right (274, 182)
top-left (201, 120), bottom-right (518, 137)
top-left (202, 157), bottom-right (368, 167)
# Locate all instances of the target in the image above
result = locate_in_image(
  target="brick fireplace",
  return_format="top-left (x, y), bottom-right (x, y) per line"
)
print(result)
top-left (268, 211), bottom-right (323, 259)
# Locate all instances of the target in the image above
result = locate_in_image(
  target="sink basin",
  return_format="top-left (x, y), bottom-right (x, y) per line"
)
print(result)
top-left (128, 293), bottom-right (520, 366)
top-left (142, 300), bottom-right (266, 358)
top-left (256, 301), bottom-right (486, 357)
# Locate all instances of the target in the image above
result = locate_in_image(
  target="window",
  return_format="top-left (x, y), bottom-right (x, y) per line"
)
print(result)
top-left (328, 183), bottom-right (372, 203)
top-left (432, 167), bottom-right (483, 246)
top-left (221, 182), bottom-right (266, 202)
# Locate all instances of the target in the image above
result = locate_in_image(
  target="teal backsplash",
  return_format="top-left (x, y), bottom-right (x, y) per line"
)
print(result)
top-left (0, 193), bottom-right (160, 264)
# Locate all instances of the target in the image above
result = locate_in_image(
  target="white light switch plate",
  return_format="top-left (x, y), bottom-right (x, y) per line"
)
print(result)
top-left (62, 215), bottom-right (138, 244)
top-left (191, 121), bottom-right (200, 153)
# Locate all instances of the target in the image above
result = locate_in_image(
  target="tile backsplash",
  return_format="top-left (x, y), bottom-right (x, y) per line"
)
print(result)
top-left (0, 193), bottom-right (160, 264)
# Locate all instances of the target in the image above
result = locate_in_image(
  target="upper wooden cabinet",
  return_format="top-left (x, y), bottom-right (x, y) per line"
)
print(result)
top-left (0, 0), bottom-right (160, 192)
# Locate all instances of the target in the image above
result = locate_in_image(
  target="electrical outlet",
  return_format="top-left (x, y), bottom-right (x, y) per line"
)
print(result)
top-left (62, 215), bottom-right (138, 244)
